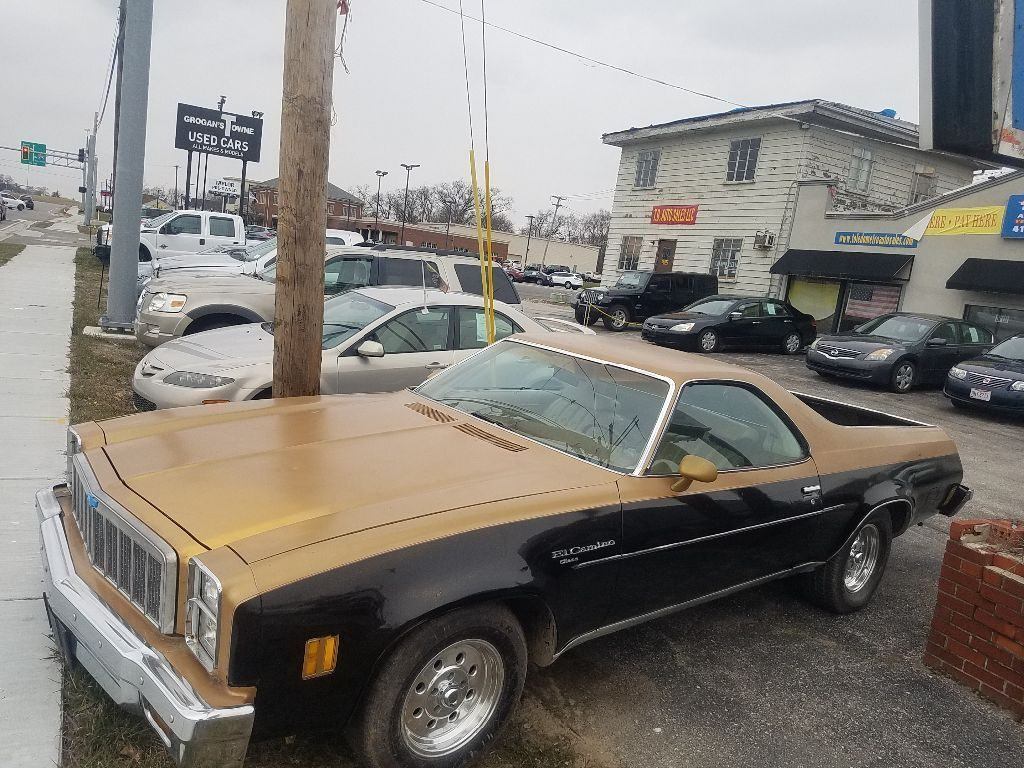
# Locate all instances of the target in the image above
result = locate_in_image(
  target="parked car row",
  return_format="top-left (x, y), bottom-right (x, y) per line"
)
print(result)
top-left (1, 191), bottom-right (32, 211)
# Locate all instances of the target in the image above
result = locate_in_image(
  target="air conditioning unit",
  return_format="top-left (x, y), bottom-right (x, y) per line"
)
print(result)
top-left (753, 230), bottom-right (777, 249)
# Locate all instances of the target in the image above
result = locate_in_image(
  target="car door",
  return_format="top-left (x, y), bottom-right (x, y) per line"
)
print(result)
top-left (207, 215), bottom-right (242, 249)
top-left (760, 300), bottom-right (797, 346)
top-left (453, 306), bottom-right (522, 364)
top-left (334, 306), bottom-right (455, 393)
top-left (923, 321), bottom-right (962, 382)
top-left (155, 213), bottom-right (203, 256)
top-left (644, 274), bottom-right (675, 318)
top-left (957, 322), bottom-right (994, 361)
top-left (608, 382), bottom-right (823, 620)
top-left (718, 299), bottom-right (762, 345)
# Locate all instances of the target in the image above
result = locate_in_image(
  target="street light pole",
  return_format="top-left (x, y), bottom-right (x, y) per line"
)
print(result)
top-left (399, 162), bottom-right (419, 245)
top-left (524, 214), bottom-right (535, 265)
top-left (540, 194), bottom-right (566, 267)
top-left (374, 169), bottom-right (388, 241)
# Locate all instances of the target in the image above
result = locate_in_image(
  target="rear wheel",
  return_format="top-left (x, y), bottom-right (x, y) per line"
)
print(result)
top-left (803, 509), bottom-right (893, 613)
top-left (184, 315), bottom-right (246, 335)
top-left (352, 605), bottom-right (527, 768)
top-left (697, 328), bottom-right (719, 353)
top-left (564, 281), bottom-right (573, 290)
top-left (890, 360), bottom-right (916, 393)
top-left (602, 304), bottom-right (630, 331)
top-left (782, 332), bottom-right (803, 354)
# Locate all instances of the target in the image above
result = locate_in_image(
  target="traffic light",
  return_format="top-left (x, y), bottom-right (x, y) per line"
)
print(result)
top-left (22, 145), bottom-right (31, 163)
top-left (78, 148), bottom-right (86, 163)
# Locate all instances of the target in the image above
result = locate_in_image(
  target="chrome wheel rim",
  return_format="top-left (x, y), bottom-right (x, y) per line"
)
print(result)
top-left (785, 334), bottom-right (801, 353)
top-left (611, 309), bottom-right (627, 328)
top-left (894, 363), bottom-right (914, 391)
top-left (844, 524), bottom-right (880, 593)
top-left (401, 639), bottom-right (504, 758)
top-left (700, 331), bottom-right (717, 351)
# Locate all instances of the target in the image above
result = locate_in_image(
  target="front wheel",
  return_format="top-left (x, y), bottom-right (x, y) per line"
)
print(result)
top-left (782, 332), bottom-right (803, 354)
top-left (574, 307), bottom-right (599, 326)
top-left (890, 360), bottom-right (916, 393)
top-left (602, 304), bottom-right (630, 331)
top-left (352, 604), bottom-right (527, 768)
top-left (802, 509), bottom-right (893, 613)
top-left (697, 328), bottom-right (719, 352)
top-left (564, 281), bottom-right (573, 290)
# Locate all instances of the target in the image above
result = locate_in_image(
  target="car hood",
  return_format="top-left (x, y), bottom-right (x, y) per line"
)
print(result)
top-left (141, 324), bottom-right (273, 373)
top-left (958, 355), bottom-right (1024, 378)
top-left (816, 334), bottom-right (910, 351)
top-left (154, 252), bottom-right (248, 271)
top-left (93, 392), bottom-right (615, 561)
top-left (145, 272), bottom-right (273, 296)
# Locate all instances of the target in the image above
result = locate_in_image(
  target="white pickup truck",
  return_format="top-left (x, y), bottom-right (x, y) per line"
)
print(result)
top-left (138, 210), bottom-right (247, 260)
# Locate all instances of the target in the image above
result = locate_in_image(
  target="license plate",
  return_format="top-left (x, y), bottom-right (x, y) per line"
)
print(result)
top-left (969, 388), bottom-right (991, 401)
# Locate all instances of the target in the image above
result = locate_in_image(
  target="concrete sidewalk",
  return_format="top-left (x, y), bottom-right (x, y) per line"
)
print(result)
top-left (0, 243), bottom-right (75, 766)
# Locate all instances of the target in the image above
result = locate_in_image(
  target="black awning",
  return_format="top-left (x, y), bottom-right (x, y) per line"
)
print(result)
top-left (770, 249), bottom-right (914, 281)
top-left (946, 258), bottom-right (1024, 295)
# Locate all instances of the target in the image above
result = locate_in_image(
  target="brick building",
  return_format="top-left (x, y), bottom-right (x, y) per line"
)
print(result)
top-left (252, 177), bottom-right (363, 230)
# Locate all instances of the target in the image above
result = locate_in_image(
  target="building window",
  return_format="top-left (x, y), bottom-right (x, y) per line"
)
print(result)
top-left (634, 150), bottom-right (660, 188)
top-left (709, 237), bottom-right (743, 279)
top-left (726, 138), bottom-right (761, 182)
top-left (909, 165), bottom-right (938, 204)
top-left (849, 146), bottom-right (873, 193)
top-left (617, 236), bottom-right (642, 270)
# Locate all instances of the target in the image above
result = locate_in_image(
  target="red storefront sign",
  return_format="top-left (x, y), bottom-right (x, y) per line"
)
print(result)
top-left (651, 204), bottom-right (699, 225)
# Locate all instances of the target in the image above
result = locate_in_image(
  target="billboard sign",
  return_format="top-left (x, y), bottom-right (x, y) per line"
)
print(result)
top-left (209, 178), bottom-right (241, 197)
top-left (174, 103), bottom-right (263, 163)
top-left (834, 232), bottom-right (918, 248)
top-left (650, 204), bottom-right (699, 225)
top-left (1001, 193), bottom-right (1024, 237)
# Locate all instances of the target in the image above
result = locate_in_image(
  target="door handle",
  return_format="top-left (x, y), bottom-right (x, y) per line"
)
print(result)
top-left (424, 362), bottom-right (448, 370)
top-left (802, 485), bottom-right (821, 496)
top-left (751, 321), bottom-right (761, 325)
top-left (199, 238), bottom-right (206, 245)
top-left (158, 244), bottom-right (167, 248)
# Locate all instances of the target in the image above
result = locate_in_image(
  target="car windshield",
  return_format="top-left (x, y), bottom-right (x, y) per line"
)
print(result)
top-left (233, 237), bottom-right (278, 262)
top-left (321, 292), bottom-right (393, 349)
top-left (685, 298), bottom-right (736, 315)
top-left (855, 315), bottom-right (934, 342)
top-left (614, 272), bottom-right (649, 290)
top-left (145, 212), bottom-right (176, 229)
top-left (417, 341), bottom-right (670, 473)
top-left (987, 335), bottom-right (1024, 360)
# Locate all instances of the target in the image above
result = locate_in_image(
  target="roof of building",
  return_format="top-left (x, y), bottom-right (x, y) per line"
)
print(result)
top-left (602, 99), bottom-right (929, 150)
top-left (252, 177), bottom-right (362, 205)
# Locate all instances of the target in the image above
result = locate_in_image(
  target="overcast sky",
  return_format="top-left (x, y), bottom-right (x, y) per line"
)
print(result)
top-left (1, 0), bottom-right (920, 220)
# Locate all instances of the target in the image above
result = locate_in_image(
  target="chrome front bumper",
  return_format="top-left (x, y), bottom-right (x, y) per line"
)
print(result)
top-left (37, 486), bottom-right (254, 768)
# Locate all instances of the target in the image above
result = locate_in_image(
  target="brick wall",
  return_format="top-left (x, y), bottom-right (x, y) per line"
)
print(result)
top-left (924, 519), bottom-right (1024, 718)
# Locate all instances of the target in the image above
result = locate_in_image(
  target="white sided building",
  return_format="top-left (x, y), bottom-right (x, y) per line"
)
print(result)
top-left (600, 100), bottom-right (980, 294)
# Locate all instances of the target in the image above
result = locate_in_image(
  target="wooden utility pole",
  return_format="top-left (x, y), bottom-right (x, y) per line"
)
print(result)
top-left (273, 0), bottom-right (338, 397)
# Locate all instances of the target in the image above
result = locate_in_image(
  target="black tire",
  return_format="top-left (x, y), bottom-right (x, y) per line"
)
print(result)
top-left (602, 304), bottom-right (631, 331)
top-left (949, 398), bottom-right (967, 409)
top-left (564, 281), bottom-right (573, 290)
top-left (697, 328), bottom-right (719, 353)
top-left (17, 204), bottom-right (24, 211)
top-left (352, 604), bottom-right (527, 768)
top-left (139, 245), bottom-right (151, 263)
top-left (574, 307), bottom-right (599, 327)
top-left (889, 359), bottom-right (916, 393)
top-left (781, 332), bottom-right (803, 355)
top-left (183, 315), bottom-right (246, 335)
top-left (803, 508), bottom-right (893, 614)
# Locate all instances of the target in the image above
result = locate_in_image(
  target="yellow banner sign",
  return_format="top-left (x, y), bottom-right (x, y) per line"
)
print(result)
top-left (924, 206), bottom-right (1005, 236)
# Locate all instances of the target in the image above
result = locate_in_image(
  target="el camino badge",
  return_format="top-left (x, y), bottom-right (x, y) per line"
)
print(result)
top-left (551, 540), bottom-right (615, 565)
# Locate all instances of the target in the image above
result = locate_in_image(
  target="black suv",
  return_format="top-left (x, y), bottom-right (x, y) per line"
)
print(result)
top-left (573, 270), bottom-right (719, 331)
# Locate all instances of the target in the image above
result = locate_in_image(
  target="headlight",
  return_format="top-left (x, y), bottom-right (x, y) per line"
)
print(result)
top-left (809, 338), bottom-right (821, 350)
top-left (1011, 380), bottom-right (1024, 391)
top-left (948, 367), bottom-right (968, 380)
top-left (66, 427), bottom-right (82, 481)
top-left (865, 348), bottom-right (896, 361)
top-left (670, 322), bottom-right (695, 332)
top-left (186, 557), bottom-right (221, 670)
top-left (146, 292), bottom-right (187, 313)
top-left (164, 371), bottom-right (235, 388)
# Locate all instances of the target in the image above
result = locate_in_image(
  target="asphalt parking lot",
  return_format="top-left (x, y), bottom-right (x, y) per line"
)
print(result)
top-left (514, 281), bottom-right (1024, 768)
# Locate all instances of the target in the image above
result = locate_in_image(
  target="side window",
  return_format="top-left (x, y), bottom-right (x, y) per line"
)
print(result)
top-left (372, 308), bottom-right (451, 354)
top-left (763, 301), bottom-right (791, 317)
top-left (735, 301), bottom-right (761, 318)
top-left (209, 216), bottom-right (236, 238)
top-left (649, 383), bottom-right (806, 473)
top-left (378, 256), bottom-right (443, 288)
top-left (452, 263), bottom-right (519, 304)
top-left (456, 307), bottom-right (522, 350)
top-left (324, 257), bottom-right (372, 294)
top-left (647, 274), bottom-right (672, 293)
top-left (164, 214), bottom-right (201, 235)
top-left (931, 322), bottom-right (957, 343)
top-left (960, 323), bottom-right (992, 344)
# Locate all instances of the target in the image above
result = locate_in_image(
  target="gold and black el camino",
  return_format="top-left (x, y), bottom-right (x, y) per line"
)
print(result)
top-left (38, 334), bottom-right (972, 768)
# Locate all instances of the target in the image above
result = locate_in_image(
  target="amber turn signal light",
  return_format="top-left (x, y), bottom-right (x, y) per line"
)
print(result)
top-left (302, 635), bottom-right (339, 679)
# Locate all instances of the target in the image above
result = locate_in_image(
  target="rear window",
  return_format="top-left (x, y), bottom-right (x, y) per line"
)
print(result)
top-left (453, 263), bottom-right (521, 304)
top-left (209, 216), bottom-right (236, 238)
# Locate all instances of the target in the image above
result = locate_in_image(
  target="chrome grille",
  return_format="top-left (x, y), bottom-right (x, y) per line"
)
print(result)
top-left (68, 454), bottom-right (176, 630)
top-left (964, 371), bottom-right (1011, 389)
top-left (817, 344), bottom-right (860, 359)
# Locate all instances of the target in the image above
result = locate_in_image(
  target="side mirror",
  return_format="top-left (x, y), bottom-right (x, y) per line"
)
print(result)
top-left (926, 337), bottom-right (948, 347)
top-left (729, 311), bottom-right (742, 321)
top-left (356, 340), bottom-right (385, 358)
top-left (671, 455), bottom-right (718, 493)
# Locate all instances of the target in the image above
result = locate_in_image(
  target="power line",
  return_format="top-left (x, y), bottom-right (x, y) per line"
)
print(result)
top-left (96, 3), bottom-right (121, 127)
top-left (419, 0), bottom-right (747, 110)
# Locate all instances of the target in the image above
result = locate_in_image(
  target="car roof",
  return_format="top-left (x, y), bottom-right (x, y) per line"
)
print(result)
top-left (324, 244), bottom-right (483, 264)
top-left (352, 285), bottom-right (522, 313)
top-left (510, 332), bottom-right (769, 387)
top-left (876, 312), bottom-right (959, 323)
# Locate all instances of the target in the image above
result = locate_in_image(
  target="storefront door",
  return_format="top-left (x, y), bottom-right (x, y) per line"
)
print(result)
top-left (786, 278), bottom-right (842, 333)
top-left (655, 239), bottom-right (676, 272)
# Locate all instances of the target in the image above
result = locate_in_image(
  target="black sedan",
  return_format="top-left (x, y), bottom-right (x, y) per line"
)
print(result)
top-left (944, 333), bottom-right (1024, 413)
top-left (806, 313), bottom-right (994, 394)
top-left (641, 295), bottom-right (816, 354)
